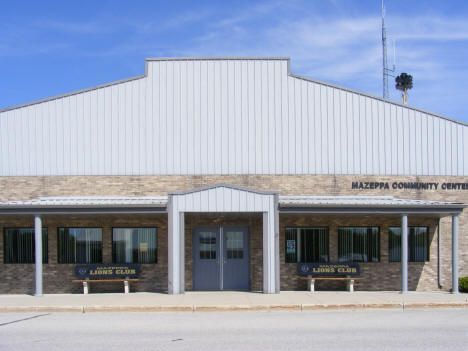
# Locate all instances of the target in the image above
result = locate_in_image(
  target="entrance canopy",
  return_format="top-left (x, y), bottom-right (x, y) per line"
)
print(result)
top-left (168, 184), bottom-right (279, 294)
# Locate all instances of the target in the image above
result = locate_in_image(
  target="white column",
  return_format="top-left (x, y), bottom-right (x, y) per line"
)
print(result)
top-left (263, 210), bottom-right (277, 294)
top-left (401, 214), bottom-right (408, 293)
top-left (34, 215), bottom-right (43, 297)
top-left (274, 195), bottom-right (280, 293)
top-left (168, 196), bottom-right (183, 294)
top-left (179, 212), bottom-right (185, 294)
top-left (452, 214), bottom-right (459, 294)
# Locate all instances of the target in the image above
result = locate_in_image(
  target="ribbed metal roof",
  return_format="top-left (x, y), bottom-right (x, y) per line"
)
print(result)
top-left (0, 196), bottom-right (168, 208)
top-left (278, 195), bottom-right (466, 208)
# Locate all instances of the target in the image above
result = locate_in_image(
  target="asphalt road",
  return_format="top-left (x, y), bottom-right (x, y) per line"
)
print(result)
top-left (1, 309), bottom-right (467, 350)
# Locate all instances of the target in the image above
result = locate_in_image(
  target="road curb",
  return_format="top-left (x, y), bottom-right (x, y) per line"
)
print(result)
top-left (0, 302), bottom-right (466, 313)
top-left (83, 305), bottom-right (194, 312)
top-left (402, 302), bottom-right (468, 309)
top-left (0, 306), bottom-right (83, 313)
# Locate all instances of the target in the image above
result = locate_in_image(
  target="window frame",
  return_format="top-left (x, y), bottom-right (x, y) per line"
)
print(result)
top-left (338, 226), bottom-right (380, 263)
top-left (3, 227), bottom-right (48, 264)
top-left (285, 226), bottom-right (329, 263)
top-left (388, 226), bottom-right (430, 263)
top-left (57, 227), bottom-right (103, 264)
top-left (111, 227), bottom-right (158, 264)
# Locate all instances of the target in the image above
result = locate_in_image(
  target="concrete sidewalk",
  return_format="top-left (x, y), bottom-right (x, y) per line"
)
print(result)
top-left (0, 291), bottom-right (467, 313)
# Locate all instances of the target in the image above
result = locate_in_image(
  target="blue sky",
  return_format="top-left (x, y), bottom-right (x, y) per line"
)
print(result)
top-left (1, 0), bottom-right (467, 123)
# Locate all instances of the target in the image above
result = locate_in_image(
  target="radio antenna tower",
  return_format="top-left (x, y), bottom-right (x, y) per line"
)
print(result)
top-left (381, 0), bottom-right (395, 99)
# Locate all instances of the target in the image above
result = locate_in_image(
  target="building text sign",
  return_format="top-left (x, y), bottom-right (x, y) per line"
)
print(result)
top-left (297, 262), bottom-right (360, 277)
top-left (352, 181), bottom-right (468, 191)
top-left (74, 264), bottom-right (140, 279)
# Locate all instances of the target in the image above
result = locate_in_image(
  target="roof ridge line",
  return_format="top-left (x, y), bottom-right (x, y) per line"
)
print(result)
top-left (146, 56), bottom-right (290, 61)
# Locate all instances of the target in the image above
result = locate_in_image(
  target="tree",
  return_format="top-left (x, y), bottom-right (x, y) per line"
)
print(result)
top-left (395, 73), bottom-right (413, 104)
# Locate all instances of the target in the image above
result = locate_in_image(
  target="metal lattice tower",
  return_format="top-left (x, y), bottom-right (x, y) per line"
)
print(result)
top-left (381, 0), bottom-right (396, 99)
top-left (382, 0), bottom-right (388, 99)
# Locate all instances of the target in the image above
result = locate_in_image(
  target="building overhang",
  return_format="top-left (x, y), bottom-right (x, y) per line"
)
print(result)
top-left (278, 196), bottom-right (466, 217)
top-left (0, 196), bottom-right (168, 215)
top-left (0, 194), bottom-right (465, 217)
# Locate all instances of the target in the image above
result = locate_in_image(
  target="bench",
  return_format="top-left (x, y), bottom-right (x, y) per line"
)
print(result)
top-left (72, 279), bottom-right (139, 294)
top-left (299, 276), bottom-right (362, 292)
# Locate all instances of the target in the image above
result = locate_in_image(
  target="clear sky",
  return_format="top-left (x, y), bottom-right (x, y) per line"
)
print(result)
top-left (1, 0), bottom-right (467, 123)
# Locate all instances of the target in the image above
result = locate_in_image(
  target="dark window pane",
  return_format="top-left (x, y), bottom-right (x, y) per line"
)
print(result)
top-left (226, 231), bottom-right (243, 259)
top-left (411, 227), bottom-right (428, 262)
top-left (389, 226), bottom-right (428, 262)
top-left (112, 228), bottom-right (157, 264)
top-left (199, 232), bottom-right (216, 260)
top-left (4, 228), bottom-right (48, 264)
top-left (389, 227), bottom-right (401, 262)
top-left (285, 227), bottom-right (329, 263)
top-left (58, 228), bottom-right (102, 264)
top-left (338, 227), bottom-right (380, 262)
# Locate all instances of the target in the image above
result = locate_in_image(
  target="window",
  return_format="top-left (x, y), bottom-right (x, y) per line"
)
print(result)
top-left (57, 228), bottom-right (102, 264)
top-left (338, 227), bottom-right (380, 262)
top-left (199, 232), bottom-right (217, 260)
top-left (389, 226), bottom-right (429, 262)
top-left (226, 231), bottom-right (243, 259)
top-left (4, 228), bottom-right (48, 264)
top-left (285, 227), bottom-right (329, 263)
top-left (113, 228), bottom-right (157, 264)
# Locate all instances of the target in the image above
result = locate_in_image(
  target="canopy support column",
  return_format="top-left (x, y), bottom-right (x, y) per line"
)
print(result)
top-left (263, 209), bottom-right (279, 294)
top-left (34, 215), bottom-right (43, 297)
top-left (401, 214), bottom-right (408, 293)
top-left (452, 214), bottom-right (459, 294)
top-left (168, 196), bottom-right (184, 294)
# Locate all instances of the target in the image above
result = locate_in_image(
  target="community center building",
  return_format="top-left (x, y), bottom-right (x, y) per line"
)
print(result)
top-left (0, 57), bottom-right (466, 295)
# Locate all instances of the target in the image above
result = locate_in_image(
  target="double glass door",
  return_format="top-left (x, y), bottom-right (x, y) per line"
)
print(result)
top-left (193, 226), bottom-right (249, 291)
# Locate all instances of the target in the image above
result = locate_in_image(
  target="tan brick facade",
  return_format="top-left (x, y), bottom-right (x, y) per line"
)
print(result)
top-left (0, 214), bottom-right (168, 294)
top-left (279, 214), bottom-right (440, 291)
top-left (0, 175), bottom-right (466, 293)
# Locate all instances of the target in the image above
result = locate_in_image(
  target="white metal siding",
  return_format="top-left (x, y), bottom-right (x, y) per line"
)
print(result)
top-left (167, 185), bottom-right (278, 294)
top-left (172, 187), bottom-right (275, 213)
top-left (0, 58), bottom-right (466, 176)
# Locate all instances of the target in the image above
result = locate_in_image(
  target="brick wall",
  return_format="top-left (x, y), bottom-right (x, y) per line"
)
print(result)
top-left (0, 174), bottom-right (466, 293)
top-left (0, 214), bottom-right (168, 294)
top-left (279, 214), bottom-right (439, 291)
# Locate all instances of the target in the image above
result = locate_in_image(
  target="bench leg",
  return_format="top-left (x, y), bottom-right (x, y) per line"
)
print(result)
top-left (308, 279), bottom-right (315, 292)
top-left (83, 281), bottom-right (88, 294)
top-left (347, 279), bottom-right (354, 292)
top-left (124, 280), bottom-right (129, 294)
